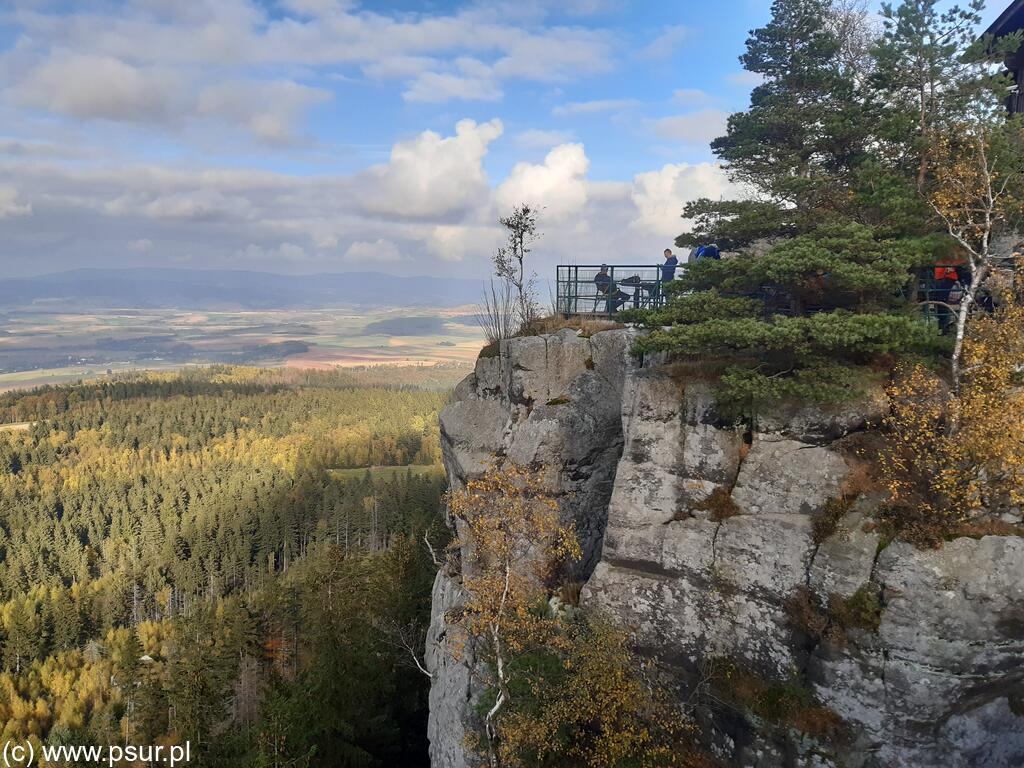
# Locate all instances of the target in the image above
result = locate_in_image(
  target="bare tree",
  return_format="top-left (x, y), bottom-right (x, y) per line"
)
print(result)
top-left (827, 0), bottom-right (880, 85)
top-left (228, 654), bottom-right (266, 729)
top-left (379, 618), bottom-right (433, 679)
top-left (493, 204), bottom-right (542, 329)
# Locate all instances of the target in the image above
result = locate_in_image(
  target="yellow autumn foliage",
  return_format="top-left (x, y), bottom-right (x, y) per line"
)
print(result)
top-left (881, 285), bottom-right (1024, 544)
top-left (447, 464), bottom-right (708, 768)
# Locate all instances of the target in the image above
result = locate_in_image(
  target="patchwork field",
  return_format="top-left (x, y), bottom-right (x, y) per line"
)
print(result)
top-left (0, 306), bottom-right (485, 391)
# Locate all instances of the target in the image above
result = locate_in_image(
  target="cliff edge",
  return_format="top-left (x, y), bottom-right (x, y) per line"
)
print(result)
top-left (426, 328), bottom-right (1024, 768)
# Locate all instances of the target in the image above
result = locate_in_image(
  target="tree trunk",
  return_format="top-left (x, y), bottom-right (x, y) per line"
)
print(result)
top-left (951, 264), bottom-right (988, 393)
top-left (948, 264), bottom-right (989, 437)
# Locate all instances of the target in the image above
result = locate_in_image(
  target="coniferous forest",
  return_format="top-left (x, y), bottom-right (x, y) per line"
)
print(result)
top-left (0, 366), bottom-right (448, 767)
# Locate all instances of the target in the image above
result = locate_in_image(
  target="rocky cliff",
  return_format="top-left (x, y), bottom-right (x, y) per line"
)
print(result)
top-left (426, 328), bottom-right (1024, 768)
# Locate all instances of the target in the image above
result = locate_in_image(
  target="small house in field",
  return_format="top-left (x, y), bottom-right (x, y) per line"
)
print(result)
top-left (989, 0), bottom-right (1024, 113)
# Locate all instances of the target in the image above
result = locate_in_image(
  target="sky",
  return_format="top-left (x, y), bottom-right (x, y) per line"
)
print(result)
top-left (0, 0), bottom-right (1009, 279)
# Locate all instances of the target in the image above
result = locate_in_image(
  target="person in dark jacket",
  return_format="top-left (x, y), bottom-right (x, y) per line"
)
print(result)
top-left (661, 249), bottom-right (679, 282)
top-left (594, 265), bottom-right (628, 314)
top-left (932, 265), bottom-right (964, 335)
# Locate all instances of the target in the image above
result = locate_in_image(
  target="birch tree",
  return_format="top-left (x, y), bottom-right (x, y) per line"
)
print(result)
top-left (446, 465), bottom-right (705, 768)
top-left (929, 121), bottom-right (1024, 397)
top-left (446, 465), bottom-right (579, 768)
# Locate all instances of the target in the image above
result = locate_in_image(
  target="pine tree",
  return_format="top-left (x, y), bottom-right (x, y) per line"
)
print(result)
top-left (634, 0), bottom-right (944, 412)
top-left (870, 0), bottom-right (987, 188)
top-left (713, 0), bottom-right (868, 213)
top-left (3, 599), bottom-right (41, 673)
top-left (51, 589), bottom-right (82, 651)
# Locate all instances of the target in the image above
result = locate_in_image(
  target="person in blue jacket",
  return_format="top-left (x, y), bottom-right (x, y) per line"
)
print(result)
top-left (661, 249), bottom-right (679, 282)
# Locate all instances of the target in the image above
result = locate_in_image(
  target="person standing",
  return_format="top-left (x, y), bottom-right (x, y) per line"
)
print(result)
top-left (652, 249), bottom-right (680, 307)
top-left (661, 249), bottom-right (679, 282)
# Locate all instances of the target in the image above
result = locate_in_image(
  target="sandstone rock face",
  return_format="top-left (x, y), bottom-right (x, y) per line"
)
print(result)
top-left (428, 329), bottom-right (1024, 768)
top-left (425, 571), bottom-right (480, 768)
top-left (730, 434), bottom-right (849, 516)
top-left (427, 328), bottom-right (635, 768)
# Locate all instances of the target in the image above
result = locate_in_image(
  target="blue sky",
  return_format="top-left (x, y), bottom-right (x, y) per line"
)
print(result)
top-left (0, 1), bottom-right (1009, 278)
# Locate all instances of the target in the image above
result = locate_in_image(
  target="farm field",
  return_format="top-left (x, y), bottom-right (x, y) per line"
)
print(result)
top-left (0, 306), bottom-right (485, 391)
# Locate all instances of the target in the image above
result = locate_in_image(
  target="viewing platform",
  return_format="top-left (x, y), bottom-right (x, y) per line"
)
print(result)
top-left (556, 261), bottom-right (980, 328)
top-left (556, 264), bottom-right (669, 318)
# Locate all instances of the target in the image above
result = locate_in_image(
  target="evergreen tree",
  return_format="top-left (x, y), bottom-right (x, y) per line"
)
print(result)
top-left (869, 0), bottom-right (988, 188)
top-left (3, 599), bottom-right (40, 673)
top-left (634, 0), bottom-right (947, 412)
top-left (0, 368), bottom-right (447, 762)
top-left (713, 0), bottom-right (868, 214)
top-left (50, 589), bottom-right (81, 651)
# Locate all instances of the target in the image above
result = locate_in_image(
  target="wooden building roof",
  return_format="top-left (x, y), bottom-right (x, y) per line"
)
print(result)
top-left (989, 0), bottom-right (1024, 37)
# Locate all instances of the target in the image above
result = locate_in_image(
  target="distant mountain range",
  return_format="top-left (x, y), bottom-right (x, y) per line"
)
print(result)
top-left (0, 268), bottom-right (484, 310)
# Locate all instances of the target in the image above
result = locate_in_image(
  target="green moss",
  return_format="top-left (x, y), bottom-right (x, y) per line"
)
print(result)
top-left (478, 341), bottom-right (501, 359)
top-left (872, 532), bottom-right (892, 555)
top-left (869, 504), bottom-right (1024, 550)
top-left (811, 497), bottom-right (854, 544)
top-left (833, 585), bottom-right (882, 634)
top-left (784, 584), bottom-right (882, 645)
top-left (710, 658), bottom-right (846, 741)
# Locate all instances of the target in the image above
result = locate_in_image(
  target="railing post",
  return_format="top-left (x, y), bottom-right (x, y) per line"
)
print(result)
top-left (573, 265), bottom-right (578, 315)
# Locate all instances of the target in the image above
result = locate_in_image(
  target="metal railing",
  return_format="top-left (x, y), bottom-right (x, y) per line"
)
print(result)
top-left (557, 262), bottom-right (980, 330)
top-left (556, 264), bottom-right (670, 317)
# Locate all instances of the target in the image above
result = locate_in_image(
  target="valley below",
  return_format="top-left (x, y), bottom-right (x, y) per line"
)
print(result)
top-left (0, 306), bottom-right (484, 391)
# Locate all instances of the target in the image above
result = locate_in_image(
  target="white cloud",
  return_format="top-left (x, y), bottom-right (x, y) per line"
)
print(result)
top-left (3, 2), bottom-right (616, 124)
top-left (426, 224), bottom-right (502, 263)
top-left (281, 0), bottom-right (358, 17)
top-left (197, 80), bottom-right (330, 144)
top-left (671, 88), bottom-right (713, 107)
top-left (361, 56), bottom-right (439, 80)
top-left (11, 49), bottom-right (328, 144)
top-left (630, 162), bottom-right (735, 238)
top-left (0, 117), bottom-right (742, 281)
top-left (124, 188), bottom-right (257, 222)
top-left (496, 143), bottom-right (589, 221)
top-left (344, 239), bottom-right (405, 264)
top-left (652, 109), bottom-right (730, 146)
top-left (513, 129), bottom-right (576, 148)
top-left (361, 119), bottom-right (503, 218)
top-left (0, 186), bottom-right (31, 219)
top-left (403, 59), bottom-right (502, 103)
top-left (637, 25), bottom-right (690, 61)
top-left (492, 30), bottom-right (614, 82)
top-left (16, 53), bottom-right (188, 124)
top-left (561, 0), bottom-right (620, 14)
top-left (552, 98), bottom-right (639, 117)
top-left (728, 71), bottom-right (766, 87)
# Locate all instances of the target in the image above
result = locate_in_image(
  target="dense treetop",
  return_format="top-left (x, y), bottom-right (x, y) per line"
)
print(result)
top-left (0, 368), bottom-right (448, 766)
